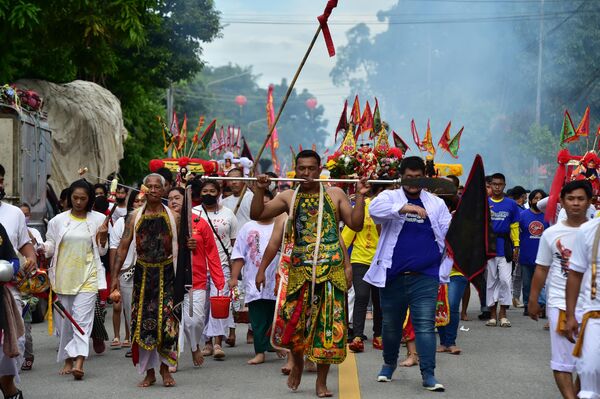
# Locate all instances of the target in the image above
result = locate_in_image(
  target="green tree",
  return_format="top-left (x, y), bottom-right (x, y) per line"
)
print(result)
top-left (0, 0), bottom-right (221, 183)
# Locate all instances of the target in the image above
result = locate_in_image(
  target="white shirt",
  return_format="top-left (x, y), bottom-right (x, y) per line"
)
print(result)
top-left (109, 203), bottom-right (128, 224)
top-left (192, 205), bottom-right (238, 265)
top-left (109, 217), bottom-right (136, 271)
top-left (231, 221), bottom-right (278, 303)
top-left (364, 188), bottom-right (452, 287)
top-left (0, 201), bottom-right (31, 251)
top-left (570, 218), bottom-right (600, 314)
top-left (221, 191), bottom-right (254, 227)
top-left (27, 227), bottom-right (43, 246)
top-left (536, 221), bottom-right (581, 310)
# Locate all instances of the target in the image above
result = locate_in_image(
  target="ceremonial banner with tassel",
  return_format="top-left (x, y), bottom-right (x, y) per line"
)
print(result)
top-left (335, 99), bottom-right (348, 143)
top-left (421, 119), bottom-right (436, 155)
top-left (576, 106), bottom-right (590, 137)
top-left (350, 95), bottom-right (361, 136)
top-left (358, 101), bottom-right (372, 140)
top-left (560, 110), bottom-right (578, 146)
top-left (372, 98), bottom-right (382, 140)
top-left (447, 127), bottom-right (464, 159)
top-left (266, 84), bottom-right (281, 174)
top-left (437, 121), bottom-right (452, 154)
top-left (177, 114), bottom-right (188, 151)
top-left (393, 131), bottom-right (410, 153)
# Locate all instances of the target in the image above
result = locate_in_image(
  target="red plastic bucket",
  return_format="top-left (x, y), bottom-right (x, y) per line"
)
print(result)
top-left (210, 295), bottom-right (231, 319)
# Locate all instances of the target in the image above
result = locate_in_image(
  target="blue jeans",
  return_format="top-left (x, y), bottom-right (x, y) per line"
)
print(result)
top-left (380, 274), bottom-right (439, 379)
top-left (521, 264), bottom-right (535, 308)
top-left (438, 275), bottom-right (468, 347)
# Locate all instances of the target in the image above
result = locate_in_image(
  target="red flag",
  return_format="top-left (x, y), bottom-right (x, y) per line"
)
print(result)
top-left (191, 116), bottom-right (205, 144)
top-left (437, 121), bottom-right (452, 152)
top-left (266, 84), bottom-right (279, 149)
top-left (350, 95), bottom-right (361, 125)
top-left (317, 0), bottom-right (339, 57)
top-left (411, 119), bottom-right (422, 149)
top-left (199, 119), bottom-right (216, 151)
top-left (393, 131), bottom-right (410, 153)
top-left (334, 100), bottom-right (348, 143)
top-left (177, 114), bottom-right (188, 150)
top-left (241, 137), bottom-right (254, 162)
top-left (358, 101), bottom-right (372, 140)
top-left (576, 106), bottom-right (590, 137)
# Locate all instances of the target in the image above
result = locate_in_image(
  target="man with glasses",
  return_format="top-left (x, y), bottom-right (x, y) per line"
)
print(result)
top-left (486, 173), bottom-right (521, 328)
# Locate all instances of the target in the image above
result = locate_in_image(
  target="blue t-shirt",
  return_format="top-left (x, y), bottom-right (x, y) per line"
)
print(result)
top-left (518, 209), bottom-right (548, 266)
top-left (388, 198), bottom-right (441, 280)
top-left (489, 197), bottom-right (521, 257)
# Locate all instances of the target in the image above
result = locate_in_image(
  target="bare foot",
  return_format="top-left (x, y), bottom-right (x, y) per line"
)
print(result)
top-left (137, 370), bottom-right (156, 388)
top-left (399, 354), bottom-right (419, 367)
top-left (461, 313), bottom-right (470, 321)
top-left (281, 354), bottom-right (293, 375)
top-left (436, 345), bottom-right (450, 353)
top-left (59, 359), bottom-right (73, 375)
top-left (316, 385), bottom-right (333, 397)
top-left (192, 349), bottom-right (204, 367)
top-left (448, 346), bottom-right (462, 355)
top-left (304, 359), bottom-right (317, 372)
top-left (276, 349), bottom-right (287, 359)
top-left (160, 364), bottom-right (176, 387)
top-left (287, 361), bottom-right (303, 391)
top-left (247, 353), bottom-right (265, 365)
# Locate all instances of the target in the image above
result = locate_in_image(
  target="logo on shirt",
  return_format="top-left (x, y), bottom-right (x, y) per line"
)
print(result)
top-left (405, 213), bottom-right (425, 224)
top-left (528, 221), bottom-right (545, 237)
top-left (490, 210), bottom-right (509, 221)
top-left (555, 239), bottom-right (572, 277)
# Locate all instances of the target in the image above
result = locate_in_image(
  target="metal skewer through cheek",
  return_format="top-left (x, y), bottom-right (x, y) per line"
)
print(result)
top-left (200, 175), bottom-right (403, 185)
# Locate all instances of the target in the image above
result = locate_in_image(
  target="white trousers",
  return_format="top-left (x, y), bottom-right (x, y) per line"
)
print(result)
top-left (548, 307), bottom-right (576, 373)
top-left (577, 318), bottom-right (600, 399)
top-left (183, 289), bottom-right (207, 350)
top-left (348, 286), bottom-right (355, 326)
top-left (204, 265), bottom-right (235, 338)
top-left (119, 277), bottom-right (133, 329)
top-left (56, 292), bottom-right (96, 362)
top-left (137, 348), bottom-right (170, 375)
top-left (486, 257), bottom-right (513, 307)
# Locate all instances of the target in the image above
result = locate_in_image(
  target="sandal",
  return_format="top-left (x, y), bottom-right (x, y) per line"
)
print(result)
top-left (110, 338), bottom-right (121, 349)
top-left (499, 318), bottom-right (511, 328)
top-left (21, 356), bottom-right (34, 371)
top-left (3, 389), bottom-right (23, 399)
top-left (201, 344), bottom-right (214, 357)
top-left (121, 339), bottom-right (131, 348)
top-left (485, 319), bottom-right (498, 327)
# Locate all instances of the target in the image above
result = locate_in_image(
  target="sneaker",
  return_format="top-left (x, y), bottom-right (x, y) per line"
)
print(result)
top-left (423, 375), bottom-right (445, 392)
top-left (372, 336), bottom-right (383, 350)
top-left (377, 364), bottom-right (396, 382)
top-left (348, 337), bottom-right (365, 353)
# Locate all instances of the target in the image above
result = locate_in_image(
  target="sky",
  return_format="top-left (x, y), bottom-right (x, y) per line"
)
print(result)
top-left (202, 0), bottom-right (396, 146)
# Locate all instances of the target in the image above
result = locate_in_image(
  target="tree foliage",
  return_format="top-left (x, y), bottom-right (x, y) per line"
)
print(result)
top-left (0, 0), bottom-right (221, 183)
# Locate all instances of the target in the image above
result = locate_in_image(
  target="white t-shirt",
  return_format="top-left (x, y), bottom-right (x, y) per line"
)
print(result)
top-left (569, 218), bottom-right (600, 314)
top-left (536, 221), bottom-right (581, 310)
top-left (221, 191), bottom-right (254, 228)
top-left (27, 227), bottom-right (43, 246)
top-left (192, 205), bottom-right (238, 265)
top-left (109, 203), bottom-right (128, 224)
top-left (109, 217), bottom-right (136, 271)
top-left (0, 201), bottom-right (31, 250)
top-left (231, 221), bottom-right (279, 303)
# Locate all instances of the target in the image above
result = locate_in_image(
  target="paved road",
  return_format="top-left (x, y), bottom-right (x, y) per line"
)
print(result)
top-left (22, 297), bottom-right (557, 399)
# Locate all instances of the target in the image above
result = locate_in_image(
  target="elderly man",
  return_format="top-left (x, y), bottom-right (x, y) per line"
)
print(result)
top-left (111, 173), bottom-right (182, 388)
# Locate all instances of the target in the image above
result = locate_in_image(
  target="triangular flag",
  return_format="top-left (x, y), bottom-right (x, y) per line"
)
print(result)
top-left (334, 100), bottom-right (348, 143)
top-left (241, 137), bottom-right (254, 162)
top-left (447, 127), bottom-right (464, 159)
top-left (177, 114), bottom-right (188, 150)
top-left (411, 119), bottom-right (422, 149)
top-left (421, 119), bottom-right (436, 155)
top-left (560, 110), bottom-right (578, 146)
top-left (199, 119), bottom-right (216, 151)
top-left (576, 106), bottom-right (590, 137)
top-left (169, 111), bottom-right (180, 138)
top-left (191, 116), bottom-right (205, 144)
top-left (372, 98), bottom-right (382, 140)
top-left (437, 121), bottom-right (452, 153)
top-left (393, 131), bottom-right (410, 153)
top-left (350, 95), bottom-right (361, 125)
top-left (358, 101), bottom-right (372, 140)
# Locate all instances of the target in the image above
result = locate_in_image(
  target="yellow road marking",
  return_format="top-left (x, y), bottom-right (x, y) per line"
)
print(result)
top-left (339, 351), bottom-right (361, 399)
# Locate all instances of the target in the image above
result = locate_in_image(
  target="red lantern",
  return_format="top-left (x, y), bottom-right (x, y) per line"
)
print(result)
top-left (235, 95), bottom-right (247, 107)
top-left (305, 98), bottom-right (317, 110)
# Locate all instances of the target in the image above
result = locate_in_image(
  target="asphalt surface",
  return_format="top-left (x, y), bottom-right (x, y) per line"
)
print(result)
top-left (21, 295), bottom-right (558, 399)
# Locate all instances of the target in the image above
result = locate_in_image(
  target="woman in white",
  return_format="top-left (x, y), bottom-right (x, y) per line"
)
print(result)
top-left (193, 180), bottom-right (238, 360)
top-left (109, 190), bottom-right (145, 353)
top-left (43, 179), bottom-right (108, 380)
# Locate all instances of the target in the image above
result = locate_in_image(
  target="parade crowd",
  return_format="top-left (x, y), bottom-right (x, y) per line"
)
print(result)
top-left (0, 150), bottom-right (599, 399)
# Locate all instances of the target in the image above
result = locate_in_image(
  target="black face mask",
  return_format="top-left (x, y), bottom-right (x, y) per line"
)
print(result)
top-left (116, 196), bottom-right (126, 205)
top-left (202, 194), bottom-right (218, 206)
top-left (0, 187), bottom-right (5, 201)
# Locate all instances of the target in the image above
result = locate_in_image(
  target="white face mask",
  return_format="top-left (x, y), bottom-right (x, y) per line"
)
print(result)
top-left (269, 182), bottom-right (277, 192)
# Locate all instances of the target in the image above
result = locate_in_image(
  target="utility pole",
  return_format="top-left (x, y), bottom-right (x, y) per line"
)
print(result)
top-left (533, 0), bottom-right (545, 188)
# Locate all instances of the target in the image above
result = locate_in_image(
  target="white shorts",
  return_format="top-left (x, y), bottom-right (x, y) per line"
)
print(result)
top-left (577, 318), bottom-right (600, 399)
top-left (548, 306), bottom-right (576, 373)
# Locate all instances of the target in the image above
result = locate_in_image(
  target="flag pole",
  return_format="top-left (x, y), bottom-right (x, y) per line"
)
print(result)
top-left (233, 25), bottom-right (324, 214)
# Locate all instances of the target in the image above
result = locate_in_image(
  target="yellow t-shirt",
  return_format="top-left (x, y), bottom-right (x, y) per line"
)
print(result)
top-left (54, 214), bottom-right (97, 295)
top-left (341, 197), bottom-right (379, 265)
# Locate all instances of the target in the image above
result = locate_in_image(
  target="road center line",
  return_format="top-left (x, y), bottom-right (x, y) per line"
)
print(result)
top-left (339, 350), bottom-right (361, 399)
